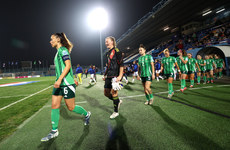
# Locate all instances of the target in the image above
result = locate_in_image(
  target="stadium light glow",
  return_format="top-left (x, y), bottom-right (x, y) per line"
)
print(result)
top-left (216, 8), bottom-right (225, 14)
top-left (163, 26), bottom-right (169, 31)
top-left (87, 8), bottom-right (108, 30)
top-left (202, 10), bottom-right (212, 16)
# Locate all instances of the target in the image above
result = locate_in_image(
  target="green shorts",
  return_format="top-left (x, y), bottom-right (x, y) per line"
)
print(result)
top-left (188, 71), bottom-right (195, 74)
top-left (52, 84), bottom-right (76, 99)
top-left (164, 73), bottom-right (174, 79)
top-left (181, 70), bottom-right (188, 74)
top-left (141, 76), bottom-right (152, 83)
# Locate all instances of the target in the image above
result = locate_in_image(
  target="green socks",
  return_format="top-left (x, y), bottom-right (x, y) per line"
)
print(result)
top-left (168, 83), bottom-right (173, 94)
top-left (149, 94), bottom-right (154, 100)
top-left (51, 109), bottom-right (60, 130)
top-left (197, 76), bottom-right (200, 83)
top-left (203, 76), bottom-right (207, 83)
top-left (191, 80), bottom-right (194, 86)
top-left (181, 79), bottom-right (185, 89)
top-left (145, 94), bottom-right (150, 101)
top-left (219, 72), bottom-right (222, 77)
top-left (73, 105), bottom-right (87, 116)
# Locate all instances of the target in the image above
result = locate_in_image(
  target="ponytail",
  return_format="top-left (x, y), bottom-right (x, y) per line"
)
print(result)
top-left (53, 32), bottom-right (73, 53)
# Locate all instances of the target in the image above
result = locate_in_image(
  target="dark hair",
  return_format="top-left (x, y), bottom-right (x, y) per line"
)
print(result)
top-left (53, 32), bottom-right (73, 53)
top-left (182, 49), bottom-right (187, 56)
top-left (139, 44), bottom-right (146, 50)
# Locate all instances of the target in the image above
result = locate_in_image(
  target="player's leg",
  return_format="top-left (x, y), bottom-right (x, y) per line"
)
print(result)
top-left (142, 82), bottom-right (149, 105)
top-left (202, 72), bottom-right (206, 84)
top-left (180, 73), bottom-right (187, 91)
top-left (65, 98), bottom-right (91, 125)
top-left (190, 73), bottom-right (195, 87)
top-left (219, 68), bottom-right (223, 78)
top-left (41, 94), bottom-right (62, 142)
top-left (210, 70), bottom-right (214, 83)
top-left (197, 72), bottom-right (201, 85)
top-left (167, 76), bottom-right (174, 99)
top-left (132, 73), bottom-right (135, 83)
top-left (78, 73), bottom-right (82, 84)
top-left (145, 80), bottom-right (154, 104)
top-left (110, 89), bottom-right (122, 119)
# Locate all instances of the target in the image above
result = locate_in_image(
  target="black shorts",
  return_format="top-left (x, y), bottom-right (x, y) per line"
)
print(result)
top-left (188, 71), bottom-right (195, 74)
top-left (141, 77), bottom-right (152, 83)
top-left (217, 67), bottom-right (222, 69)
top-left (104, 78), bottom-right (112, 89)
top-left (206, 69), bottom-right (212, 73)
top-left (164, 73), bottom-right (174, 79)
top-left (201, 70), bottom-right (206, 73)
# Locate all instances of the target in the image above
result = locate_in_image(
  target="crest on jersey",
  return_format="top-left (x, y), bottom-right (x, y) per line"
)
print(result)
top-left (62, 50), bottom-right (68, 56)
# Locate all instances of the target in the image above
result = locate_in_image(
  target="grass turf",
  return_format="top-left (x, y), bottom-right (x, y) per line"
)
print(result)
top-left (0, 75), bottom-right (230, 150)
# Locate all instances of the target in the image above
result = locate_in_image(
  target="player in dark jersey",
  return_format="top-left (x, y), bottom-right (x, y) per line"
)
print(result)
top-left (155, 59), bottom-right (164, 82)
top-left (103, 36), bottom-right (124, 119)
top-left (41, 33), bottom-right (91, 142)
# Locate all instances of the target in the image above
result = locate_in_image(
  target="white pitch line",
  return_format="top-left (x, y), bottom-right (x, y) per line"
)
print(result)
top-left (0, 95), bottom-right (29, 99)
top-left (120, 84), bottom-right (230, 99)
top-left (0, 85), bottom-right (53, 111)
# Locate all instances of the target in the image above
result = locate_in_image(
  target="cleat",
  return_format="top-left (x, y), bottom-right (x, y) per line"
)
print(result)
top-left (149, 98), bottom-right (154, 105)
top-left (168, 94), bottom-right (172, 99)
top-left (41, 130), bottom-right (59, 142)
top-left (207, 81), bottom-right (210, 84)
top-left (110, 112), bottom-right (119, 119)
top-left (84, 111), bottom-right (91, 125)
top-left (180, 88), bottom-right (184, 92)
top-left (203, 82), bottom-right (206, 84)
top-left (197, 83), bottom-right (200, 85)
top-left (184, 87), bottom-right (187, 90)
top-left (190, 85), bottom-right (193, 88)
top-left (145, 101), bottom-right (149, 105)
top-left (211, 80), bottom-right (213, 83)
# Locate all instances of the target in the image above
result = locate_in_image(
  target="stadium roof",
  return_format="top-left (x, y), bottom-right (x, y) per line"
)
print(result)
top-left (117, 0), bottom-right (230, 55)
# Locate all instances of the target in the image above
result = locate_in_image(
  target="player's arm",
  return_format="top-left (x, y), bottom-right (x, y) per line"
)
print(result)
top-left (137, 64), bottom-right (141, 80)
top-left (212, 61), bottom-right (216, 69)
top-left (180, 56), bottom-right (187, 64)
top-left (151, 62), bottom-right (155, 80)
top-left (175, 62), bottom-right (181, 75)
top-left (54, 59), bottom-right (71, 88)
top-left (223, 60), bottom-right (226, 69)
top-left (160, 63), bottom-right (164, 73)
top-left (196, 62), bottom-right (201, 72)
top-left (116, 51), bottom-right (124, 82)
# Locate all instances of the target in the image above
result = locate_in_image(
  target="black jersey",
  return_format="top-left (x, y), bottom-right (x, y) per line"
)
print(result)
top-left (105, 47), bottom-right (124, 78)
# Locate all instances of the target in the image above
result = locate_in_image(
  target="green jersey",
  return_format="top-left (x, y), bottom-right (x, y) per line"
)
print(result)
top-left (138, 54), bottom-right (154, 77)
top-left (161, 56), bottom-right (176, 74)
top-left (176, 56), bottom-right (188, 72)
top-left (197, 59), bottom-right (206, 71)
top-left (188, 58), bottom-right (197, 72)
top-left (206, 59), bottom-right (214, 70)
top-left (54, 46), bottom-right (74, 86)
top-left (216, 59), bottom-right (224, 68)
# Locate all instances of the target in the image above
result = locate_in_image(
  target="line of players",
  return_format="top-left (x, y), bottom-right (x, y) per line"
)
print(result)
top-left (75, 65), bottom-right (97, 85)
top-left (122, 48), bottom-right (225, 100)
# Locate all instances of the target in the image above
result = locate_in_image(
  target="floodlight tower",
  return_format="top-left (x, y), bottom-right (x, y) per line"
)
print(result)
top-left (88, 8), bottom-right (108, 72)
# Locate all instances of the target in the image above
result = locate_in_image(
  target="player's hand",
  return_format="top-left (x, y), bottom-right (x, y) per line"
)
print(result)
top-left (102, 76), bottom-right (105, 81)
top-left (54, 80), bottom-right (61, 88)
top-left (112, 77), bottom-right (123, 91)
top-left (152, 74), bottom-right (155, 80)
top-left (199, 69), bottom-right (201, 72)
top-left (116, 76), bottom-right (122, 82)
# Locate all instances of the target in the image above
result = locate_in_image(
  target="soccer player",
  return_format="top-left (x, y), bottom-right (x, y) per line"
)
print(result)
top-left (132, 61), bottom-right (139, 83)
top-left (196, 55), bottom-right (207, 84)
top-left (205, 55), bottom-right (216, 83)
top-left (161, 49), bottom-right (181, 99)
top-left (84, 69), bottom-right (88, 78)
top-left (41, 33), bottom-right (91, 142)
top-left (187, 53), bottom-right (200, 87)
top-left (155, 59), bottom-right (164, 82)
top-left (75, 64), bottom-right (83, 84)
top-left (214, 54), bottom-right (225, 78)
top-left (103, 36), bottom-right (124, 119)
top-left (137, 44), bottom-right (155, 105)
top-left (176, 49), bottom-right (188, 92)
top-left (122, 66), bottom-right (129, 84)
top-left (88, 65), bottom-right (96, 84)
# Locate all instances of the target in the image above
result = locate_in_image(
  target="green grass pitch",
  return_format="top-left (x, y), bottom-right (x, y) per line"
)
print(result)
top-left (0, 75), bottom-right (230, 150)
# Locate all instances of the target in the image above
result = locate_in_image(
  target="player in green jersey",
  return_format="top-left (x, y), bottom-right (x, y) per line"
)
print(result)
top-left (214, 54), bottom-right (225, 78)
top-left (205, 55), bottom-right (216, 83)
top-left (196, 55), bottom-right (207, 84)
top-left (187, 53), bottom-right (200, 88)
top-left (41, 33), bottom-right (91, 142)
top-left (137, 44), bottom-right (155, 105)
top-left (161, 49), bottom-right (181, 99)
top-left (176, 50), bottom-right (188, 92)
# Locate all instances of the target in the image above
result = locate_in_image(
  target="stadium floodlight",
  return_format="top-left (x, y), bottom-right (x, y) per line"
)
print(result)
top-left (87, 7), bottom-right (108, 71)
top-left (163, 26), bottom-right (169, 31)
top-left (202, 10), bottom-right (212, 16)
top-left (87, 8), bottom-right (108, 31)
top-left (216, 8), bottom-right (225, 14)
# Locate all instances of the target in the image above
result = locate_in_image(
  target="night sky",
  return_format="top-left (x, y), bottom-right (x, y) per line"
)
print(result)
top-left (1, 0), bottom-right (160, 67)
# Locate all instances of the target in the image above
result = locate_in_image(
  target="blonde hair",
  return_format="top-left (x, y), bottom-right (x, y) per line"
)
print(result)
top-left (53, 32), bottom-right (73, 53)
top-left (163, 48), bottom-right (169, 53)
top-left (106, 36), bottom-right (116, 48)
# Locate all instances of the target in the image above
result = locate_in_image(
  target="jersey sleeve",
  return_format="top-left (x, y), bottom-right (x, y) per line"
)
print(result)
top-left (149, 55), bottom-right (154, 63)
top-left (115, 48), bottom-right (124, 67)
top-left (60, 47), bottom-right (70, 61)
top-left (185, 57), bottom-right (188, 61)
top-left (172, 57), bottom-right (176, 63)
